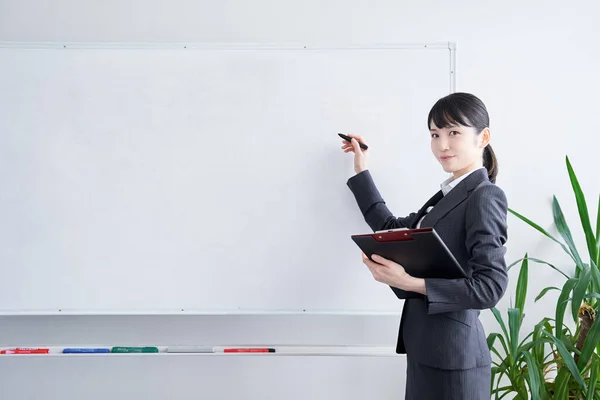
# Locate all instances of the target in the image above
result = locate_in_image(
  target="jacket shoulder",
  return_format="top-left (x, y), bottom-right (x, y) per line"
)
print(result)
top-left (469, 181), bottom-right (507, 205)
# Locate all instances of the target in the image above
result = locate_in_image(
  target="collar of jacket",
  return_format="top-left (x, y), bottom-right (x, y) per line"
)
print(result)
top-left (410, 168), bottom-right (489, 229)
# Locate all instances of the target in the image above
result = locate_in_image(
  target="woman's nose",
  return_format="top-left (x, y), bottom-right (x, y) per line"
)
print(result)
top-left (436, 139), bottom-right (450, 151)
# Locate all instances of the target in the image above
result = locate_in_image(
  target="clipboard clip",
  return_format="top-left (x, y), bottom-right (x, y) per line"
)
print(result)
top-left (371, 227), bottom-right (432, 242)
top-left (373, 231), bottom-right (414, 242)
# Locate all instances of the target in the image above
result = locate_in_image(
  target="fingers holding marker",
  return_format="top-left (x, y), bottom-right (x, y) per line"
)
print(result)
top-left (338, 133), bottom-right (368, 150)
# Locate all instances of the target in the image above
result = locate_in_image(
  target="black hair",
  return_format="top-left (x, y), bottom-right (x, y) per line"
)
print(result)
top-left (427, 92), bottom-right (498, 183)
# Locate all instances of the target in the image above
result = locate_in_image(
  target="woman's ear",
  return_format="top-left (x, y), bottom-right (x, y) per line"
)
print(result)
top-left (479, 128), bottom-right (491, 148)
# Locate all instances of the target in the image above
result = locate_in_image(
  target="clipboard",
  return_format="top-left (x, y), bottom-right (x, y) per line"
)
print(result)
top-left (351, 227), bottom-right (468, 279)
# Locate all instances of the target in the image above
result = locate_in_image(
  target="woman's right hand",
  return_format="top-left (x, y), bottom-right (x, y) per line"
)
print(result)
top-left (341, 134), bottom-right (369, 174)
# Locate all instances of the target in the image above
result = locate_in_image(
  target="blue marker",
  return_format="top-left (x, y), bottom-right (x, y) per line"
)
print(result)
top-left (63, 348), bottom-right (111, 354)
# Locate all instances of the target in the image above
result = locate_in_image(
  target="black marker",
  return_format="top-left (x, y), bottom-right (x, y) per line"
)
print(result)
top-left (338, 133), bottom-right (368, 150)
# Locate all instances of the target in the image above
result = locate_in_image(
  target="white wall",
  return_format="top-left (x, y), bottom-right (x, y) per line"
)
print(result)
top-left (0, 1), bottom-right (598, 399)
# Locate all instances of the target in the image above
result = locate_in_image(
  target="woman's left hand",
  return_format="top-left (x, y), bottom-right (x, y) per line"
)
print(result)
top-left (362, 253), bottom-right (425, 294)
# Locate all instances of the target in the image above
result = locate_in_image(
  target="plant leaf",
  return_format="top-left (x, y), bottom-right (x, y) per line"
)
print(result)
top-left (522, 351), bottom-right (543, 399)
top-left (543, 329), bottom-right (587, 389)
top-left (496, 390), bottom-right (515, 400)
top-left (515, 254), bottom-right (528, 314)
top-left (508, 256), bottom-right (569, 279)
top-left (572, 265), bottom-right (592, 322)
top-left (520, 338), bottom-right (550, 353)
top-left (584, 293), bottom-right (600, 301)
top-left (487, 332), bottom-right (509, 358)
top-left (533, 318), bottom-right (552, 365)
top-left (556, 279), bottom-right (579, 336)
top-left (586, 356), bottom-right (599, 400)
top-left (508, 207), bottom-right (576, 263)
top-left (554, 197), bottom-right (587, 274)
top-left (553, 367), bottom-right (572, 399)
top-left (491, 307), bottom-right (510, 346)
top-left (508, 307), bottom-right (522, 359)
top-left (553, 195), bottom-right (585, 271)
top-left (596, 194), bottom-right (600, 266)
top-left (535, 286), bottom-right (560, 302)
top-left (518, 331), bottom-right (535, 349)
top-left (566, 155), bottom-right (598, 265)
top-left (591, 262), bottom-right (600, 296)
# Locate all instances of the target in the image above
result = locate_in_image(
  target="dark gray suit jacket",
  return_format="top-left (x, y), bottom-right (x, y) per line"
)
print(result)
top-left (347, 168), bottom-right (508, 370)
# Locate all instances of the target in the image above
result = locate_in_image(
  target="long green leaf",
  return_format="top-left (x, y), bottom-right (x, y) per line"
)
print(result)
top-left (496, 390), bottom-right (514, 400)
top-left (543, 329), bottom-right (587, 389)
top-left (578, 311), bottom-right (600, 370)
top-left (521, 338), bottom-right (550, 353)
top-left (513, 375), bottom-right (528, 400)
top-left (508, 256), bottom-right (569, 279)
top-left (591, 262), bottom-right (600, 296)
top-left (522, 351), bottom-right (543, 399)
top-left (553, 195), bottom-right (586, 272)
top-left (596, 194), bottom-right (600, 266)
top-left (584, 293), bottom-right (600, 301)
top-left (493, 357), bottom-right (510, 376)
top-left (532, 318), bottom-right (552, 365)
top-left (491, 307), bottom-right (510, 346)
top-left (561, 333), bottom-right (579, 353)
top-left (553, 368), bottom-right (572, 399)
top-left (518, 331), bottom-right (535, 349)
top-left (492, 386), bottom-right (514, 393)
top-left (586, 356), bottom-right (599, 400)
top-left (508, 308), bottom-right (522, 359)
top-left (566, 155), bottom-right (598, 264)
top-left (535, 286), bottom-right (560, 302)
top-left (557, 279), bottom-right (579, 337)
top-left (487, 332), bottom-right (509, 358)
top-left (515, 254), bottom-right (528, 314)
top-left (573, 265), bottom-right (592, 322)
top-left (508, 207), bottom-right (576, 262)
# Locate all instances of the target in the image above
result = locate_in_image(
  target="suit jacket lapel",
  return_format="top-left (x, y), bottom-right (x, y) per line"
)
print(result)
top-left (409, 191), bottom-right (443, 229)
top-left (420, 168), bottom-right (489, 228)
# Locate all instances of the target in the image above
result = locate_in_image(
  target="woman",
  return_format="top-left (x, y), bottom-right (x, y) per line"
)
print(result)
top-left (343, 92), bottom-right (508, 399)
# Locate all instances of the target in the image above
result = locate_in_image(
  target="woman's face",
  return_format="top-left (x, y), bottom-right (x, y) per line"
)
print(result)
top-left (429, 121), bottom-right (489, 178)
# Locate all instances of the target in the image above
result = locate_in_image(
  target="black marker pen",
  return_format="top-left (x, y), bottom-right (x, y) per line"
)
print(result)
top-left (338, 133), bottom-right (368, 150)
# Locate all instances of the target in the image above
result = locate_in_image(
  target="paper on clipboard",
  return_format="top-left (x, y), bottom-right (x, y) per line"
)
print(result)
top-left (374, 227), bottom-right (408, 233)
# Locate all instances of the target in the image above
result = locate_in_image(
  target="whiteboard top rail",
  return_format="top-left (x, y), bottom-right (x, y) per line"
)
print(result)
top-left (0, 41), bottom-right (456, 50)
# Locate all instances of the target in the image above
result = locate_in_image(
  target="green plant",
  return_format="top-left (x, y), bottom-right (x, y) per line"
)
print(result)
top-left (488, 156), bottom-right (600, 399)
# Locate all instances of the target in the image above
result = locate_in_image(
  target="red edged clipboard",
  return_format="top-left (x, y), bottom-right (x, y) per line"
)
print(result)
top-left (351, 228), bottom-right (468, 279)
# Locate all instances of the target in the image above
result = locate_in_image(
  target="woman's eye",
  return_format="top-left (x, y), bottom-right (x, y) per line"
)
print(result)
top-left (450, 131), bottom-right (460, 136)
top-left (431, 134), bottom-right (439, 138)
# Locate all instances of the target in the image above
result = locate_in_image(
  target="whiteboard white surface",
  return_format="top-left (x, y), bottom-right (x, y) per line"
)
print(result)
top-left (0, 43), bottom-right (454, 314)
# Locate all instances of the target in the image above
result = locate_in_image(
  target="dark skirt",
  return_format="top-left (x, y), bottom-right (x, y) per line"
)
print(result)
top-left (405, 357), bottom-right (491, 400)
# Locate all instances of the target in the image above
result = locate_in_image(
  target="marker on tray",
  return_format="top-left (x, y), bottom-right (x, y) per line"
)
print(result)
top-left (166, 346), bottom-right (215, 353)
top-left (0, 348), bottom-right (50, 354)
top-left (111, 346), bottom-right (159, 353)
top-left (223, 348), bottom-right (275, 353)
top-left (63, 348), bottom-right (111, 354)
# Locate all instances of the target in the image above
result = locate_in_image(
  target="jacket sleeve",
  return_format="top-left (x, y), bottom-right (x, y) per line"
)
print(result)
top-left (347, 170), bottom-right (421, 299)
top-left (346, 170), bottom-right (417, 231)
top-left (424, 184), bottom-right (509, 314)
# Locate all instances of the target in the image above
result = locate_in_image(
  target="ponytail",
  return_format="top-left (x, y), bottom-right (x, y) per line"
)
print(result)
top-left (484, 145), bottom-right (498, 184)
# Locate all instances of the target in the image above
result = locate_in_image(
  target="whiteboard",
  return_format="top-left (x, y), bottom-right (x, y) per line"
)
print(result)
top-left (0, 43), bottom-right (455, 314)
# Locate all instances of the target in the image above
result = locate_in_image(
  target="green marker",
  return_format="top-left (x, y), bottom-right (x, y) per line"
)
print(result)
top-left (111, 346), bottom-right (159, 353)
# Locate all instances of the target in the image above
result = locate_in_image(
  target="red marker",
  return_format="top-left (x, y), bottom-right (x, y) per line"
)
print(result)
top-left (223, 348), bottom-right (275, 353)
top-left (1, 348), bottom-right (50, 354)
